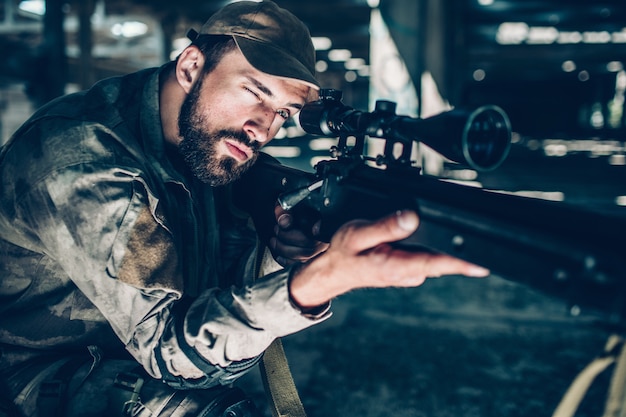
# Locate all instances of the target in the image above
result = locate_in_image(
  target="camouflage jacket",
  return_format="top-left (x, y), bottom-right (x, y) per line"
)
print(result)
top-left (0, 64), bottom-right (329, 389)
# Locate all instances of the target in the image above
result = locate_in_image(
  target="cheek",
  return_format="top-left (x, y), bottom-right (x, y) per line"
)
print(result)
top-left (194, 88), bottom-right (238, 125)
top-left (203, 98), bottom-right (250, 129)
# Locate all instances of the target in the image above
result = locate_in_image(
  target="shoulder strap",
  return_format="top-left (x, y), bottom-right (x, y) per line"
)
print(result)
top-left (260, 339), bottom-right (307, 417)
top-left (552, 334), bottom-right (626, 417)
top-left (254, 244), bottom-right (307, 417)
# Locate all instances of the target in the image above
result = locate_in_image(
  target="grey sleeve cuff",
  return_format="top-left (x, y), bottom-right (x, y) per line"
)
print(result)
top-left (183, 264), bottom-right (332, 366)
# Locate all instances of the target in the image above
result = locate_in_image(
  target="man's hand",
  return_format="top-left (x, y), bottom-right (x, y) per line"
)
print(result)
top-left (268, 203), bottom-right (329, 266)
top-left (289, 210), bottom-right (490, 309)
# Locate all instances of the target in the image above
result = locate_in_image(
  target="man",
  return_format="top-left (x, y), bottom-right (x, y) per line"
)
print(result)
top-left (0, 1), bottom-right (488, 416)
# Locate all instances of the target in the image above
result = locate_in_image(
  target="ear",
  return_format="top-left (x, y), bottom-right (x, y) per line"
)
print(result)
top-left (175, 45), bottom-right (205, 94)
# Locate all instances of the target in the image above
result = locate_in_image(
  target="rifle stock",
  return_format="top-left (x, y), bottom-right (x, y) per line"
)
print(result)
top-left (232, 90), bottom-right (626, 322)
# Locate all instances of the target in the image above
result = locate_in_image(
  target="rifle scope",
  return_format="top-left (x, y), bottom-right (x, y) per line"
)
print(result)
top-left (299, 89), bottom-right (512, 171)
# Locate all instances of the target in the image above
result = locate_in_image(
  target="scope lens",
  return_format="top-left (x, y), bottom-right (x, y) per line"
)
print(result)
top-left (464, 106), bottom-right (511, 171)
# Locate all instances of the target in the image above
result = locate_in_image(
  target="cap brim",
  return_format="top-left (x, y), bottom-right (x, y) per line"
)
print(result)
top-left (233, 36), bottom-right (320, 89)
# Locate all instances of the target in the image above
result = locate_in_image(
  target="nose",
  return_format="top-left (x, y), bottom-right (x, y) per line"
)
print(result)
top-left (243, 107), bottom-right (280, 145)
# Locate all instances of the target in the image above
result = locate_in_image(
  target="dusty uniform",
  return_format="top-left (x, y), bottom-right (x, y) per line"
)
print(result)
top-left (0, 63), bottom-right (329, 416)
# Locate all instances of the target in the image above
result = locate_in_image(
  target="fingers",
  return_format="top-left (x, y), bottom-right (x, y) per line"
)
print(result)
top-left (425, 254), bottom-right (490, 278)
top-left (271, 205), bottom-right (490, 279)
top-left (334, 210), bottom-right (419, 253)
top-left (273, 205), bottom-right (320, 236)
top-left (275, 210), bottom-right (293, 229)
top-left (355, 247), bottom-right (489, 289)
top-left (270, 232), bottom-right (328, 265)
top-left (329, 210), bottom-right (489, 286)
top-left (270, 204), bottom-right (329, 265)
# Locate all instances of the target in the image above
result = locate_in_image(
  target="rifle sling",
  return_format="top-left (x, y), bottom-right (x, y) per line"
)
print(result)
top-left (260, 339), bottom-right (307, 417)
top-left (254, 243), bottom-right (307, 417)
top-left (552, 334), bottom-right (626, 417)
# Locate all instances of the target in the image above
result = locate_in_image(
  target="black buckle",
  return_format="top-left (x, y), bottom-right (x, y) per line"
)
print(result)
top-left (113, 372), bottom-right (146, 416)
top-left (37, 380), bottom-right (66, 417)
top-left (38, 380), bottom-right (65, 398)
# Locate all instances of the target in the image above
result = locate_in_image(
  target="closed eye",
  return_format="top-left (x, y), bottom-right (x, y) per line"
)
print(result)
top-left (244, 86), bottom-right (260, 100)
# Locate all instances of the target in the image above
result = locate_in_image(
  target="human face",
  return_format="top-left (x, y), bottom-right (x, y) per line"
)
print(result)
top-left (178, 48), bottom-right (311, 186)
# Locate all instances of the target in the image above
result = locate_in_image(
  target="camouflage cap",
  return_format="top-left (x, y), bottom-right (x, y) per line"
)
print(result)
top-left (193, 1), bottom-right (319, 89)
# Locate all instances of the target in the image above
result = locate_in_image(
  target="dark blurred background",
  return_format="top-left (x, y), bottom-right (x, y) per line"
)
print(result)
top-left (1, 0), bottom-right (625, 207)
top-left (0, 1), bottom-right (625, 416)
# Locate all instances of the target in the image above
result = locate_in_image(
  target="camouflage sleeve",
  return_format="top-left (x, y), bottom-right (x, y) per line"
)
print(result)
top-left (12, 157), bottom-right (330, 388)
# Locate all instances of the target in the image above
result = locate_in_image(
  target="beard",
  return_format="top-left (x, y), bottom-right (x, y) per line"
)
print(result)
top-left (177, 78), bottom-right (259, 186)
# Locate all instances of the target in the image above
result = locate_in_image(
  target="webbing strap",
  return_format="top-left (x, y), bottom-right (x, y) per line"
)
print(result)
top-left (552, 334), bottom-right (625, 417)
top-left (603, 335), bottom-right (626, 417)
top-left (260, 339), bottom-right (307, 417)
top-left (37, 355), bottom-right (92, 417)
top-left (254, 243), bottom-right (307, 417)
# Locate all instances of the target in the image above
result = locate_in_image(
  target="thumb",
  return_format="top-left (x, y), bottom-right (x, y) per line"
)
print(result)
top-left (343, 210), bottom-right (419, 253)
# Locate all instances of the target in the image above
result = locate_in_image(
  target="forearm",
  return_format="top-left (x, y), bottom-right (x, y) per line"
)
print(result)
top-left (184, 265), bottom-right (331, 363)
top-left (131, 264), bottom-right (328, 388)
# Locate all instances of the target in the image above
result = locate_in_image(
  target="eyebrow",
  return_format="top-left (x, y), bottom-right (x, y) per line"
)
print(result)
top-left (246, 76), bottom-right (304, 111)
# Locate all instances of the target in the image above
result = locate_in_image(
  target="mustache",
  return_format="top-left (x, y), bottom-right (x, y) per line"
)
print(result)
top-left (217, 129), bottom-right (261, 152)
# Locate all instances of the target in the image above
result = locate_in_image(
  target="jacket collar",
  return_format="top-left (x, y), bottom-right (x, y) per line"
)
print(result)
top-left (139, 62), bottom-right (190, 188)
